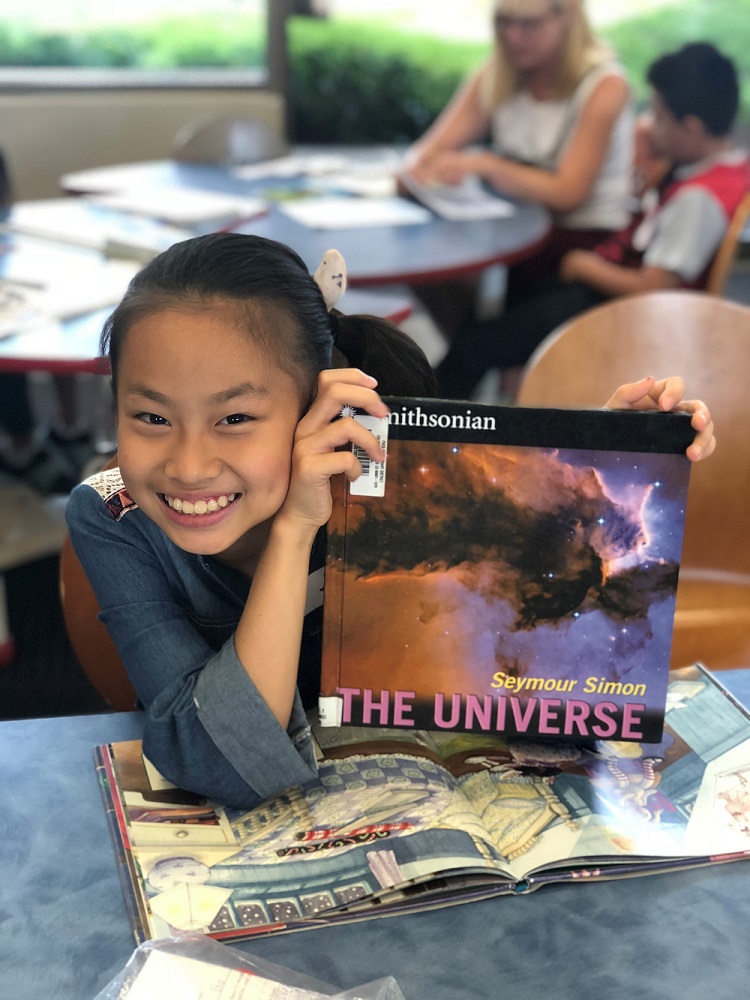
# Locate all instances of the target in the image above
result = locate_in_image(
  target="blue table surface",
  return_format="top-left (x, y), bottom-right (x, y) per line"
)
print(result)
top-left (3, 670), bottom-right (750, 1000)
top-left (60, 157), bottom-right (552, 286)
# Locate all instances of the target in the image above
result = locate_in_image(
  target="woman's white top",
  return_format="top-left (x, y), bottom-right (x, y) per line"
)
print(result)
top-left (491, 62), bottom-right (633, 230)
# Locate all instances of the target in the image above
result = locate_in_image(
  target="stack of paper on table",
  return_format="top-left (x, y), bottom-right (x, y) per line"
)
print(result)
top-left (0, 258), bottom-right (139, 340)
top-left (4, 199), bottom-right (192, 261)
top-left (90, 188), bottom-right (268, 228)
top-left (278, 195), bottom-right (431, 229)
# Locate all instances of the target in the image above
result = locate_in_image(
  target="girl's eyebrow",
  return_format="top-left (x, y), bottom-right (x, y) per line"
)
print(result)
top-left (127, 381), bottom-right (269, 405)
top-left (210, 381), bottom-right (270, 404)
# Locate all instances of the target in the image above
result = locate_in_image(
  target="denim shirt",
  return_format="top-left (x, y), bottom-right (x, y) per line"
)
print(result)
top-left (66, 468), bottom-right (325, 809)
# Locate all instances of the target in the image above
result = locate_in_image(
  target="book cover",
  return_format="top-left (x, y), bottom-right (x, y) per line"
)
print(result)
top-left (321, 398), bottom-right (694, 742)
top-left (97, 666), bottom-right (750, 944)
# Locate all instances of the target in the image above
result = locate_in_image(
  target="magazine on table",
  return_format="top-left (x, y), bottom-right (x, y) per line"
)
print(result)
top-left (398, 171), bottom-right (516, 221)
top-left (96, 665), bottom-right (750, 944)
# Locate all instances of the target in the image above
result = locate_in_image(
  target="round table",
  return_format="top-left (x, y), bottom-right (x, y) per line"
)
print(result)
top-left (60, 156), bottom-right (552, 287)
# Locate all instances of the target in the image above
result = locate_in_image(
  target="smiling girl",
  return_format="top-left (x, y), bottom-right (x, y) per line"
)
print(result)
top-left (66, 232), bottom-right (714, 808)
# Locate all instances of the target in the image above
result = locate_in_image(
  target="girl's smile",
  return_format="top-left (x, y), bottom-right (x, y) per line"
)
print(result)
top-left (163, 492), bottom-right (237, 515)
top-left (160, 491), bottom-right (239, 524)
top-left (115, 305), bottom-right (302, 571)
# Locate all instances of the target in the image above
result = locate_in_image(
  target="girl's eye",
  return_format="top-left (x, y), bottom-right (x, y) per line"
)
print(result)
top-left (134, 412), bottom-right (169, 426)
top-left (219, 413), bottom-right (255, 426)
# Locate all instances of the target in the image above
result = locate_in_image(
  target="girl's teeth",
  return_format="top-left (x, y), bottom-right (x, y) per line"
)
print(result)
top-left (166, 494), bottom-right (236, 515)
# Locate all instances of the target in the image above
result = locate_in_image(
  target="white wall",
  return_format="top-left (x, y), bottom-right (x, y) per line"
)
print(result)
top-left (1, 88), bottom-right (285, 201)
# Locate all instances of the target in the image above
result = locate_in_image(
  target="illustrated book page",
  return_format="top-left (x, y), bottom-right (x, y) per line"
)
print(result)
top-left (97, 666), bottom-right (750, 944)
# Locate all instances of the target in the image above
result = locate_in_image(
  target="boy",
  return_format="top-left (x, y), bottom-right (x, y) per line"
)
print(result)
top-left (436, 42), bottom-right (750, 400)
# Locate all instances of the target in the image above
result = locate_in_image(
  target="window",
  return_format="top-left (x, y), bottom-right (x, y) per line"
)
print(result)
top-left (0, 0), bottom-right (286, 91)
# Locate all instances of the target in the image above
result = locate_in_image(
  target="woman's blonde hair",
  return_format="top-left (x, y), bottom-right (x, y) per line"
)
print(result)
top-left (480, 0), bottom-right (613, 110)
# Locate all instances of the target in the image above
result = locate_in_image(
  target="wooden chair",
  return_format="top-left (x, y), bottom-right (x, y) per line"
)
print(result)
top-left (59, 457), bottom-right (136, 711)
top-left (172, 112), bottom-right (288, 167)
top-left (516, 289), bottom-right (750, 671)
top-left (705, 191), bottom-right (750, 296)
top-left (499, 191), bottom-right (750, 403)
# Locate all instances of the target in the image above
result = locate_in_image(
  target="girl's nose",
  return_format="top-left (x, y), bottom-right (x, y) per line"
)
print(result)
top-left (164, 433), bottom-right (221, 485)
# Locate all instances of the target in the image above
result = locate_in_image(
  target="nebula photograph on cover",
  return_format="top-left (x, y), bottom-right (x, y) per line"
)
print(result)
top-left (328, 440), bottom-right (691, 710)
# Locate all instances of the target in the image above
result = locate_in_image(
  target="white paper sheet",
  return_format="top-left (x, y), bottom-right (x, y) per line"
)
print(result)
top-left (278, 196), bottom-right (430, 229)
top-left (90, 189), bottom-right (268, 226)
top-left (125, 950), bottom-right (329, 1000)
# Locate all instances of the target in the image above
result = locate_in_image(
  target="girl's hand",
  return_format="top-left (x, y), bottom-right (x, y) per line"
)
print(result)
top-left (279, 368), bottom-right (389, 531)
top-left (604, 376), bottom-right (716, 462)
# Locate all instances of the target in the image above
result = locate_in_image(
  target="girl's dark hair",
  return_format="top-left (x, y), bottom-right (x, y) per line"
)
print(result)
top-left (101, 232), bottom-right (436, 407)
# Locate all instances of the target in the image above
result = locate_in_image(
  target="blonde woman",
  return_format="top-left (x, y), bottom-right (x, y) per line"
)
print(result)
top-left (404, 0), bottom-right (633, 286)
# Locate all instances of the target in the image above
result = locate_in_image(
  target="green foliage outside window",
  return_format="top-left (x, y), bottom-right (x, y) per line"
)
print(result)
top-left (0, 1), bottom-right (747, 139)
top-left (0, 16), bottom-right (265, 69)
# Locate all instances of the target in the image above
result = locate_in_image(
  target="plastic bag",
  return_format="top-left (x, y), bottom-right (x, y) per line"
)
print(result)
top-left (92, 933), bottom-right (405, 1000)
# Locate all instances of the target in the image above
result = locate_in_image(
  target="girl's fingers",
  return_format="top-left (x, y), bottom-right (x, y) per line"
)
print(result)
top-left (604, 376), bottom-right (688, 412)
top-left (294, 448), bottom-right (370, 488)
top-left (298, 371), bottom-right (390, 438)
top-left (603, 378), bottom-right (715, 463)
top-left (675, 404), bottom-right (715, 462)
top-left (648, 375), bottom-right (685, 411)
top-left (603, 376), bottom-right (655, 410)
top-left (295, 415), bottom-right (387, 466)
top-left (671, 397), bottom-right (712, 428)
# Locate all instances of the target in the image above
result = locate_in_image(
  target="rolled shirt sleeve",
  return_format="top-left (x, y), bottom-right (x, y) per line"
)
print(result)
top-left (66, 480), bottom-right (319, 809)
top-left (193, 640), bottom-right (317, 797)
top-left (643, 186), bottom-right (729, 282)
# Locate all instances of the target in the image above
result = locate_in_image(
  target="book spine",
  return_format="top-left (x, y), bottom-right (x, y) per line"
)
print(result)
top-left (94, 744), bottom-right (149, 945)
top-left (320, 472), bottom-right (349, 700)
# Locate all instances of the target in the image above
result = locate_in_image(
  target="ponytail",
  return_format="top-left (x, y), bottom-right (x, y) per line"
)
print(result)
top-left (331, 310), bottom-right (437, 398)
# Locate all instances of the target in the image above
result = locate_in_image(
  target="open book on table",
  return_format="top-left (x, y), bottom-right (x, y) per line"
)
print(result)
top-left (97, 665), bottom-right (750, 944)
top-left (398, 171), bottom-right (516, 221)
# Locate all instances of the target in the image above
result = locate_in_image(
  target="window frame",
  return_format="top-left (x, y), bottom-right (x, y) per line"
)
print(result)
top-left (0, 3), bottom-right (288, 96)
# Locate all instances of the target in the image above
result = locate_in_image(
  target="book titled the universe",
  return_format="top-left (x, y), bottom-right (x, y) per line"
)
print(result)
top-left (320, 398), bottom-right (694, 744)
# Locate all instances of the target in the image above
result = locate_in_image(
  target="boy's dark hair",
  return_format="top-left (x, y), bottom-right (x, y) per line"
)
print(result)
top-left (101, 232), bottom-right (436, 409)
top-left (647, 42), bottom-right (740, 137)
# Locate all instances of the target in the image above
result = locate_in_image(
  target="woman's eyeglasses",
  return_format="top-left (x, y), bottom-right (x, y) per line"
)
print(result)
top-left (493, 9), bottom-right (561, 35)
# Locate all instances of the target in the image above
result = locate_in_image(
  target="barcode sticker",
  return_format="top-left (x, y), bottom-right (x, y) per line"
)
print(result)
top-left (349, 413), bottom-right (389, 497)
top-left (319, 695), bottom-right (344, 727)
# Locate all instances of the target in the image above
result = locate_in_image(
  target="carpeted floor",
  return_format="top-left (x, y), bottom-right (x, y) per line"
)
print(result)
top-left (0, 554), bottom-right (109, 720)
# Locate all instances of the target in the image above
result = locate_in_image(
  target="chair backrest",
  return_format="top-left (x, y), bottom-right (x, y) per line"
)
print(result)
top-left (172, 112), bottom-right (288, 166)
top-left (59, 457), bottom-right (136, 712)
top-left (705, 192), bottom-right (750, 296)
top-left (516, 290), bottom-right (750, 580)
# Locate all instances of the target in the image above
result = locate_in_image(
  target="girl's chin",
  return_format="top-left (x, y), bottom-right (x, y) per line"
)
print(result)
top-left (161, 511), bottom-right (270, 568)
